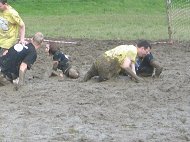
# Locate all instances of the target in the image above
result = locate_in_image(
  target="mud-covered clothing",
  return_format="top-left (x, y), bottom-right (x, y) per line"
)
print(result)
top-left (0, 5), bottom-right (24, 49)
top-left (53, 51), bottom-right (71, 76)
top-left (0, 43), bottom-right (37, 81)
top-left (85, 45), bottom-right (137, 81)
top-left (105, 45), bottom-right (137, 65)
top-left (135, 53), bottom-right (154, 76)
top-left (91, 55), bottom-right (121, 80)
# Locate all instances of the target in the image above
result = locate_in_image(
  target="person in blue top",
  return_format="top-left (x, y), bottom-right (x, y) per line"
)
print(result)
top-left (120, 47), bottom-right (163, 78)
top-left (135, 52), bottom-right (163, 78)
top-left (45, 43), bottom-right (79, 79)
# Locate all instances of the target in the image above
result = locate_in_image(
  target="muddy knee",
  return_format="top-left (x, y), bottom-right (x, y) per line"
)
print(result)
top-left (68, 68), bottom-right (79, 79)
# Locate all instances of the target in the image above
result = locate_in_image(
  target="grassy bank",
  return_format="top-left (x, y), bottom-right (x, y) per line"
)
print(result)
top-left (10, 0), bottom-right (168, 40)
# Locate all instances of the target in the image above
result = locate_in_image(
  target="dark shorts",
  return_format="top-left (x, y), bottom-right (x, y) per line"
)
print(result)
top-left (0, 71), bottom-right (12, 86)
top-left (63, 65), bottom-right (72, 77)
top-left (58, 61), bottom-right (71, 77)
top-left (0, 58), bottom-right (19, 80)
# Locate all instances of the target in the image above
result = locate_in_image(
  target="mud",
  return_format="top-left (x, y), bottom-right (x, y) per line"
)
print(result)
top-left (0, 39), bottom-right (190, 142)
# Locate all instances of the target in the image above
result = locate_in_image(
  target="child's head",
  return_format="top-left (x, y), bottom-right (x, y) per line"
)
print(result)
top-left (45, 42), bottom-right (60, 55)
top-left (32, 32), bottom-right (44, 46)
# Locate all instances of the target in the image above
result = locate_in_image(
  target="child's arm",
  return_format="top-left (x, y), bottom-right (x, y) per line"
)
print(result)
top-left (131, 62), bottom-right (136, 75)
top-left (121, 58), bottom-right (144, 83)
top-left (49, 61), bottom-right (64, 78)
top-left (50, 61), bottom-right (59, 76)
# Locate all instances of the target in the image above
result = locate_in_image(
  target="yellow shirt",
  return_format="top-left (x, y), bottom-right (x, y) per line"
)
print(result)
top-left (105, 45), bottom-right (137, 65)
top-left (0, 5), bottom-right (24, 49)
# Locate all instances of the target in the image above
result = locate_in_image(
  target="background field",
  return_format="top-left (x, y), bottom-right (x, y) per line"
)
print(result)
top-left (10, 0), bottom-right (168, 40)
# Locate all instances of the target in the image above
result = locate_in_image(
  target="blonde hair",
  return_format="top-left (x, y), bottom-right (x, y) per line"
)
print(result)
top-left (32, 32), bottom-right (44, 45)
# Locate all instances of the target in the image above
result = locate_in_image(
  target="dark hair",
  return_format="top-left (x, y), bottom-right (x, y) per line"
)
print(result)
top-left (137, 40), bottom-right (151, 49)
top-left (0, 0), bottom-right (7, 4)
top-left (48, 43), bottom-right (60, 55)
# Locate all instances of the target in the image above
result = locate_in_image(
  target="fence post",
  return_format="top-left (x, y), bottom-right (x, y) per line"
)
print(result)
top-left (165, 0), bottom-right (173, 43)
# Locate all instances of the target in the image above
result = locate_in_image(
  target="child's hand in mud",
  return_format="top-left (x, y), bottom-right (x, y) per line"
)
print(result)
top-left (49, 70), bottom-right (59, 77)
top-left (59, 73), bottom-right (64, 78)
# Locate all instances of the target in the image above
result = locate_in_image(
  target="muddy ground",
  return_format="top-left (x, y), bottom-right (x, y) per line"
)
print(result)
top-left (0, 39), bottom-right (190, 142)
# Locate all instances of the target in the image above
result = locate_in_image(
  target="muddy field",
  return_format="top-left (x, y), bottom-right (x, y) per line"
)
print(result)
top-left (0, 39), bottom-right (190, 142)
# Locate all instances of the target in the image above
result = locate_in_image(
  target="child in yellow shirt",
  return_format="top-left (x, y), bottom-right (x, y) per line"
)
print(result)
top-left (0, 0), bottom-right (25, 55)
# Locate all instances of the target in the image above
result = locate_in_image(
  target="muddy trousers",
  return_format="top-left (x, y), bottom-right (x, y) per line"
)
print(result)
top-left (83, 55), bottom-right (121, 82)
top-left (0, 72), bottom-right (12, 86)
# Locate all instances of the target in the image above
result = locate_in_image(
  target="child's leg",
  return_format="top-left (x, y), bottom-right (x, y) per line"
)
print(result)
top-left (83, 63), bottom-right (98, 82)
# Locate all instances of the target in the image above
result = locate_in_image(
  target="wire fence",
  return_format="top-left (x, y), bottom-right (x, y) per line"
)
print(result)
top-left (166, 0), bottom-right (190, 42)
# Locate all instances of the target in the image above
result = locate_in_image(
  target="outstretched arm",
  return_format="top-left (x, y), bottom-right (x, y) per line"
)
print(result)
top-left (121, 58), bottom-right (143, 83)
top-left (49, 61), bottom-right (64, 78)
top-left (131, 62), bottom-right (136, 75)
top-left (19, 24), bottom-right (26, 45)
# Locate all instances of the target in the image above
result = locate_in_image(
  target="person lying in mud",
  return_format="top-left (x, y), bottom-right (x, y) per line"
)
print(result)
top-left (83, 40), bottom-right (152, 83)
top-left (134, 52), bottom-right (163, 77)
top-left (0, 32), bottom-right (44, 89)
top-left (45, 43), bottom-right (79, 79)
top-left (120, 49), bottom-right (163, 78)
